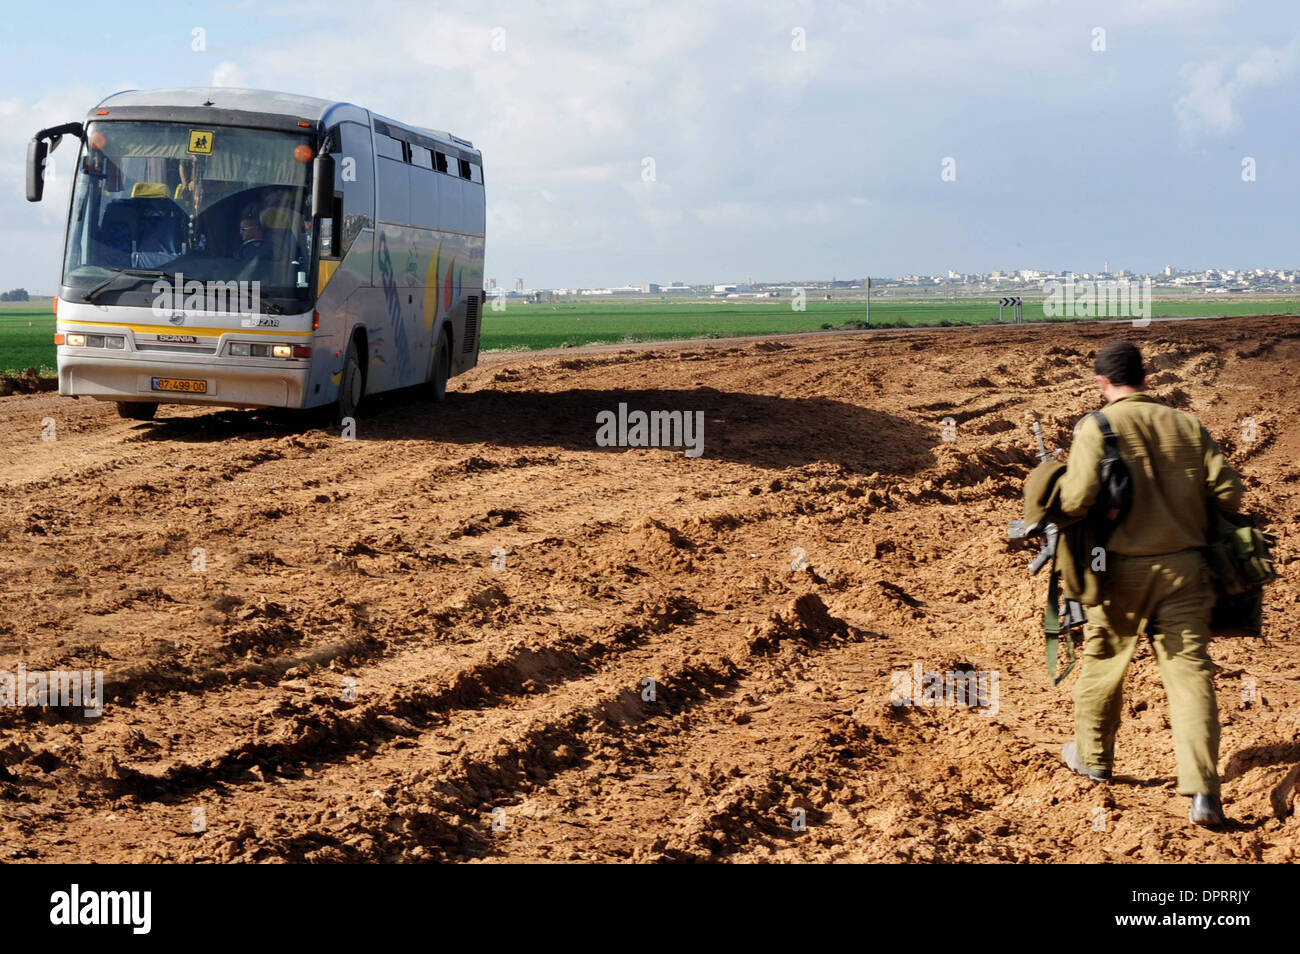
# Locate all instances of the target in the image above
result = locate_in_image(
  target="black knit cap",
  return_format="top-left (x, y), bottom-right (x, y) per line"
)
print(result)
top-left (1094, 341), bottom-right (1145, 386)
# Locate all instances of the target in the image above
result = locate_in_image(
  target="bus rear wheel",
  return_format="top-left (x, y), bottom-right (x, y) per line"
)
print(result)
top-left (428, 329), bottom-right (451, 403)
top-left (335, 338), bottom-right (364, 423)
top-left (116, 401), bottom-right (158, 421)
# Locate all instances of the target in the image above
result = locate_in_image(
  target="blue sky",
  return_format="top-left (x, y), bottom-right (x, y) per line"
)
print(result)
top-left (4, 0), bottom-right (1299, 291)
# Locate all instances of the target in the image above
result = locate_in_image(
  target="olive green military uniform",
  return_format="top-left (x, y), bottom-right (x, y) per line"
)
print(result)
top-left (1058, 394), bottom-right (1243, 795)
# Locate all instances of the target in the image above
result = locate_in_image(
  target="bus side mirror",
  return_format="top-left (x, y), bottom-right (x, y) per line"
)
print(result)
top-left (311, 154), bottom-right (335, 220)
top-left (26, 138), bottom-right (47, 202)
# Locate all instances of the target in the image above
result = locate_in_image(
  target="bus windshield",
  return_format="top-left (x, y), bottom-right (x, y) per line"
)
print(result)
top-left (62, 121), bottom-right (316, 308)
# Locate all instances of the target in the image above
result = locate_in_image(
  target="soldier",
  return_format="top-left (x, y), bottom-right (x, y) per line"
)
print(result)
top-left (1057, 340), bottom-right (1243, 827)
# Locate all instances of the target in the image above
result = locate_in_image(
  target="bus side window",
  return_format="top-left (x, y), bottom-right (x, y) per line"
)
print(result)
top-left (469, 163), bottom-right (483, 185)
top-left (433, 152), bottom-right (449, 175)
top-left (376, 134), bottom-right (403, 161)
top-left (410, 156), bottom-right (438, 230)
top-left (337, 121), bottom-right (375, 258)
top-left (457, 158), bottom-right (471, 180)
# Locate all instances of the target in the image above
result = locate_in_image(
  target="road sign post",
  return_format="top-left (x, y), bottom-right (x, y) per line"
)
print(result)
top-left (999, 296), bottom-right (1023, 324)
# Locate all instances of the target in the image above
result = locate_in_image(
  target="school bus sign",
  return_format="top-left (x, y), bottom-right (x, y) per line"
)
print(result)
top-left (187, 129), bottom-right (213, 154)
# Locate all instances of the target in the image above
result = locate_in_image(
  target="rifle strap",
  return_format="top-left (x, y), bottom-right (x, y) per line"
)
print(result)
top-left (1089, 409), bottom-right (1130, 544)
top-left (1090, 409), bottom-right (1119, 453)
top-left (1045, 563), bottom-right (1076, 685)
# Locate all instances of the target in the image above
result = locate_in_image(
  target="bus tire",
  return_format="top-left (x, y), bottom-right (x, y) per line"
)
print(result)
top-left (336, 337), bottom-right (364, 422)
top-left (428, 328), bottom-right (451, 403)
top-left (116, 401), bottom-right (158, 421)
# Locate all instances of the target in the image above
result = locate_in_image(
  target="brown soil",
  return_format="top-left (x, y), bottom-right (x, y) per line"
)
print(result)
top-left (0, 368), bottom-right (57, 396)
top-left (0, 316), bottom-right (1296, 863)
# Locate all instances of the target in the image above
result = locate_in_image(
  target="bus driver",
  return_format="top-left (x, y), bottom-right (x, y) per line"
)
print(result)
top-left (236, 214), bottom-right (269, 261)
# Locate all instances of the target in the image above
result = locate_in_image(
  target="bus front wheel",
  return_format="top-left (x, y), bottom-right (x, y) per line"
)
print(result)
top-left (336, 338), bottom-right (364, 422)
top-left (116, 401), bottom-right (158, 421)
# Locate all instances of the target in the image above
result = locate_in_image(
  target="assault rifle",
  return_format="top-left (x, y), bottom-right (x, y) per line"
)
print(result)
top-left (1011, 422), bottom-right (1087, 652)
top-left (1008, 421), bottom-right (1060, 555)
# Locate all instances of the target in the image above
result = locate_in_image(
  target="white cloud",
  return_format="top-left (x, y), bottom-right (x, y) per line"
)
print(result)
top-left (211, 61), bottom-right (246, 88)
top-left (1174, 35), bottom-right (1300, 137)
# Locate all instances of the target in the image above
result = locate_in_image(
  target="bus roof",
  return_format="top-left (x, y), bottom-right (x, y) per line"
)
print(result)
top-left (92, 88), bottom-right (476, 155)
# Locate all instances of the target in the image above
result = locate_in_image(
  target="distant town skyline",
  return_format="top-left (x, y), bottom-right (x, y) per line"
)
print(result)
top-left (486, 263), bottom-right (1300, 297)
top-left (8, 261), bottom-right (1296, 300)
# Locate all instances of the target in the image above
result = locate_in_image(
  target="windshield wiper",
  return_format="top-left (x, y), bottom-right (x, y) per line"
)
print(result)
top-left (82, 268), bottom-right (167, 303)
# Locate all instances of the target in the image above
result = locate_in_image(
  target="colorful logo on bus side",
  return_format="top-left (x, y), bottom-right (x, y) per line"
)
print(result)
top-left (423, 239), bottom-right (463, 333)
top-left (376, 231), bottom-right (410, 382)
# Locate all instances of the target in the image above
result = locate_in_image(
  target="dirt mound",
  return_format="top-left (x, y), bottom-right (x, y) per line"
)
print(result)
top-left (0, 368), bottom-right (56, 396)
top-left (622, 516), bottom-right (695, 571)
top-left (743, 593), bottom-right (857, 655)
top-left (928, 442), bottom-right (1031, 493)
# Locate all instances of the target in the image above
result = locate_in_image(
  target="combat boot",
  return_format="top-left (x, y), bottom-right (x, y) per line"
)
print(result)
top-left (1189, 794), bottom-right (1226, 828)
top-left (1062, 740), bottom-right (1112, 781)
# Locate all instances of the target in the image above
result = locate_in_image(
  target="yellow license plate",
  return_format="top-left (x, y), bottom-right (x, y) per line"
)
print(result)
top-left (151, 377), bottom-right (208, 394)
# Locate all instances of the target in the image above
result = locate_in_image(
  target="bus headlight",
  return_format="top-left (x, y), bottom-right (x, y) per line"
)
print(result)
top-left (105, 336), bottom-right (125, 349)
top-left (66, 333), bottom-right (86, 346)
top-left (230, 342), bottom-right (251, 357)
top-left (271, 344), bottom-right (292, 358)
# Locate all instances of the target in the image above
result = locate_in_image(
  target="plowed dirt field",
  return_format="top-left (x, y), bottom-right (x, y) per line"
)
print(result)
top-left (1, 315), bottom-right (1297, 863)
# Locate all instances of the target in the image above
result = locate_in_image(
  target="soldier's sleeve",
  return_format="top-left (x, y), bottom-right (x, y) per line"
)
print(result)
top-left (1202, 424), bottom-right (1244, 513)
top-left (1058, 414), bottom-right (1103, 517)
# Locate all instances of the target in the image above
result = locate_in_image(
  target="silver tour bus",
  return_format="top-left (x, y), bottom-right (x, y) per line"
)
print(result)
top-left (27, 88), bottom-right (485, 420)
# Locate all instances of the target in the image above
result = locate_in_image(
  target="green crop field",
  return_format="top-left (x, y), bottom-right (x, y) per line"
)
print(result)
top-left (0, 305), bottom-right (56, 376)
top-left (3, 296), bottom-right (1299, 378)
top-left (475, 297), bottom-right (1300, 351)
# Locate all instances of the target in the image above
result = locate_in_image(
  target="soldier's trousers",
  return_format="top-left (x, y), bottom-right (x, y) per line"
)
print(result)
top-left (1072, 549), bottom-right (1220, 795)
